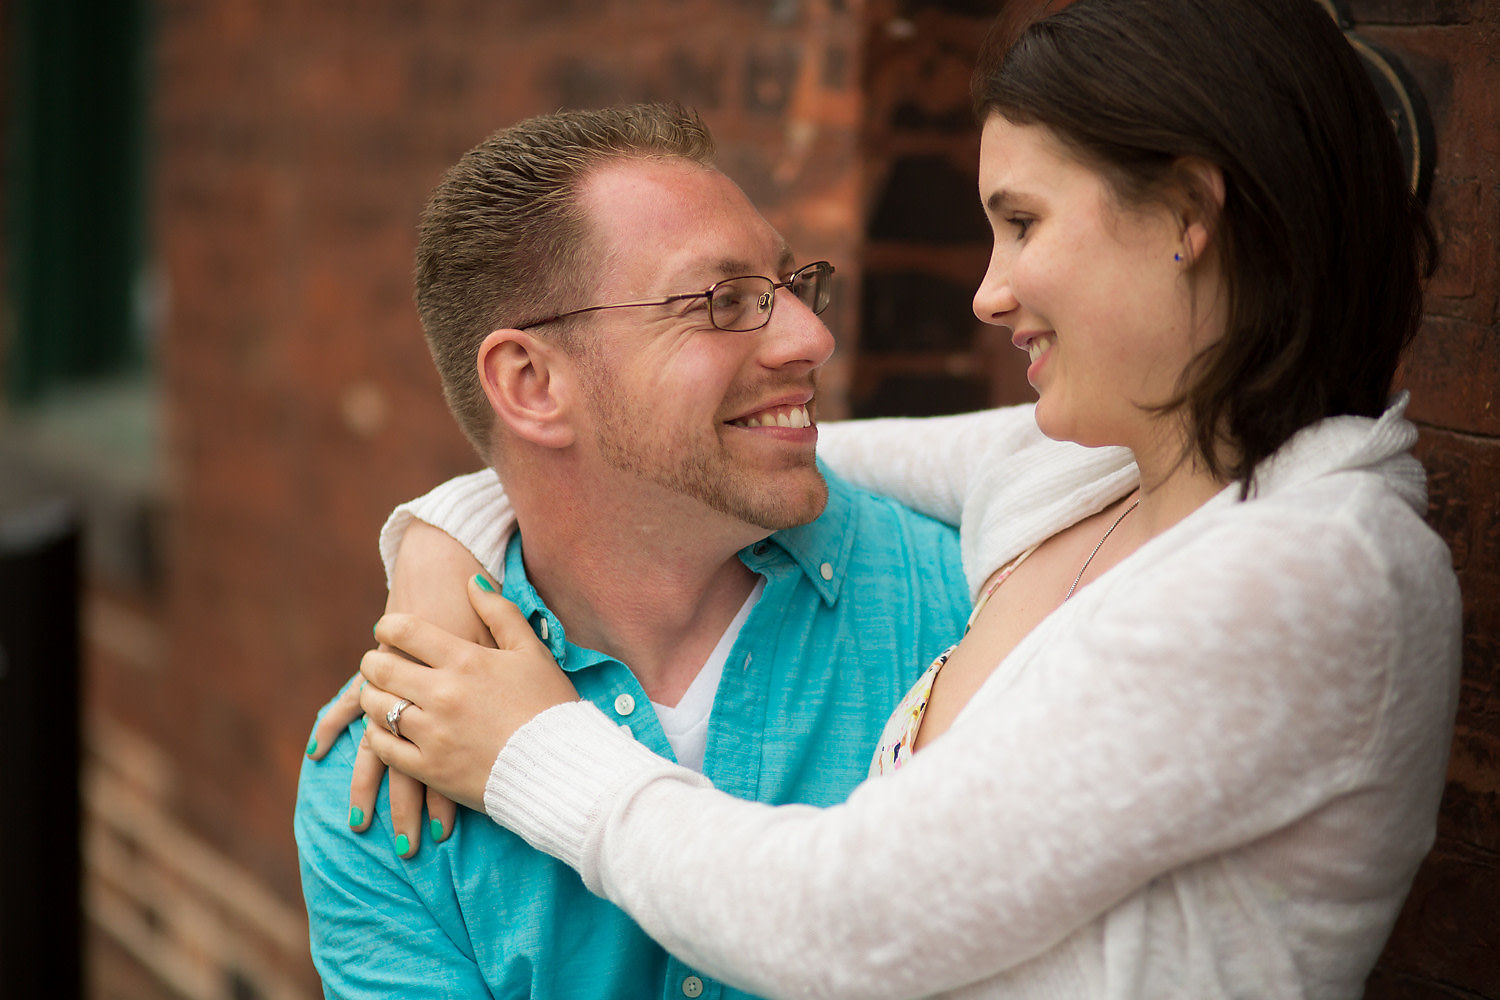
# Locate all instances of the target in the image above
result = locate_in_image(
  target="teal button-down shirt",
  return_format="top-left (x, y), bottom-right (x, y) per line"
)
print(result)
top-left (296, 467), bottom-right (969, 999)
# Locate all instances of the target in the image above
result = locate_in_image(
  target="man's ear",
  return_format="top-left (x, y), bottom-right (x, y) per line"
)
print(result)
top-left (476, 329), bottom-right (578, 449)
top-left (1173, 157), bottom-right (1225, 265)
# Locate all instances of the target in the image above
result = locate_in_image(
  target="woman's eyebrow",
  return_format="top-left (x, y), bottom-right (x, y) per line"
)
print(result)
top-left (985, 188), bottom-right (1016, 214)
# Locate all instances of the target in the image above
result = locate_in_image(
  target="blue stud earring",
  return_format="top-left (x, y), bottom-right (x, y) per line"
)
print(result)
top-left (1174, 252), bottom-right (1183, 262)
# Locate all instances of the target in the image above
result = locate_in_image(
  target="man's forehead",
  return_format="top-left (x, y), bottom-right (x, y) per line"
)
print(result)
top-left (580, 159), bottom-right (794, 286)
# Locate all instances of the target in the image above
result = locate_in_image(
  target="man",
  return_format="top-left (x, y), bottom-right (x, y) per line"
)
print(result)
top-left (294, 103), bottom-right (970, 998)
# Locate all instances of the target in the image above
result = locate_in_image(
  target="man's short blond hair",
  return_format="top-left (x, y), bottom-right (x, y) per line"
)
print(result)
top-left (414, 103), bottom-right (715, 454)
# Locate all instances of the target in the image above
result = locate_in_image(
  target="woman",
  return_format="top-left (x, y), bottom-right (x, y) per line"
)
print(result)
top-left (347, 0), bottom-right (1459, 994)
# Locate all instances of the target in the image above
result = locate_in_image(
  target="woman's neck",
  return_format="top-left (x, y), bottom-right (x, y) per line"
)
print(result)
top-left (1128, 424), bottom-right (1232, 541)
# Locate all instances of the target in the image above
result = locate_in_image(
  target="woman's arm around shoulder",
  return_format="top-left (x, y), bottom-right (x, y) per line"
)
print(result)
top-left (481, 501), bottom-right (1455, 999)
top-left (379, 468), bottom-right (517, 586)
top-left (815, 405), bottom-right (1044, 525)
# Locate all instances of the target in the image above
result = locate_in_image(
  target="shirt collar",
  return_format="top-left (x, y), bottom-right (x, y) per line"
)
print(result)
top-left (500, 533), bottom-right (575, 666)
top-left (739, 460), bottom-right (856, 607)
top-left (502, 461), bottom-right (858, 657)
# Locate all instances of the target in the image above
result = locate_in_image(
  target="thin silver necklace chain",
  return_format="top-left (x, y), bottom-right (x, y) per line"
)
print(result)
top-left (1063, 495), bottom-right (1141, 602)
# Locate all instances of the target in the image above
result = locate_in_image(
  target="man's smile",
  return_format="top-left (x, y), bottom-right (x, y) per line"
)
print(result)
top-left (728, 403), bottom-right (813, 429)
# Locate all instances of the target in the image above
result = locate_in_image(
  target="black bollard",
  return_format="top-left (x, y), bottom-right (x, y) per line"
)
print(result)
top-left (0, 501), bottom-right (82, 1000)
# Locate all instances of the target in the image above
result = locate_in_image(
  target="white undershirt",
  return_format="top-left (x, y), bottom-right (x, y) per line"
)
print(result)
top-left (650, 578), bottom-right (764, 773)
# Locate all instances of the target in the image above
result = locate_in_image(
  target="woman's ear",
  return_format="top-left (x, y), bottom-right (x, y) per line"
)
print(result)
top-left (1173, 157), bottom-right (1226, 265)
top-left (476, 330), bottom-right (578, 450)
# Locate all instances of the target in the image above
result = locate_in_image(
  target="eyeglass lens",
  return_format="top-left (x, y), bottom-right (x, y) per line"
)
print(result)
top-left (707, 264), bottom-right (832, 332)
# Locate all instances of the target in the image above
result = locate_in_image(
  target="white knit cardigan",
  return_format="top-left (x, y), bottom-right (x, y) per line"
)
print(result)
top-left (384, 398), bottom-right (1461, 1000)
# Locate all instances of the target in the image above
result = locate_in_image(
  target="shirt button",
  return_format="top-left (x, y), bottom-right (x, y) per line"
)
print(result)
top-left (681, 976), bottom-right (704, 998)
top-left (752, 541), bottom-right (770, 556)
top-left (820, 562), bottom-right (834, 581)
top-left (614, 693), bottom-right (636, 717)
top-left (538, 618), bottom-right (550, 641)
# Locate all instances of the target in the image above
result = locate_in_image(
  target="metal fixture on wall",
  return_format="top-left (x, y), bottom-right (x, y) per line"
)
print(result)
top-left (1316, 0), bottom-right (1436, 201)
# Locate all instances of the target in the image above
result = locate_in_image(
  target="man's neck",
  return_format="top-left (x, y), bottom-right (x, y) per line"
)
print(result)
top-left (508, 482), bottom-right (766, 707)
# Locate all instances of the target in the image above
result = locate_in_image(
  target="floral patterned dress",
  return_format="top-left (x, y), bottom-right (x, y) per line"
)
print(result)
top-left (870, 544), bottom-right (1038, 776)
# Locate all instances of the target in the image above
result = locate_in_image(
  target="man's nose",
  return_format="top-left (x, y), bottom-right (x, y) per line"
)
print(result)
top-left (760, 288), bottom-right (836, 370)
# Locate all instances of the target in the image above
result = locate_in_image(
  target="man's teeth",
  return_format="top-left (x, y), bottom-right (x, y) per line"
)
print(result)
top-left (733, 405), bottom-right (811, 429)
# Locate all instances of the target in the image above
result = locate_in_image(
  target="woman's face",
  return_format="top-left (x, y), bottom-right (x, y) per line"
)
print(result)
top-left (973, 114), bottom-right (1224, 453)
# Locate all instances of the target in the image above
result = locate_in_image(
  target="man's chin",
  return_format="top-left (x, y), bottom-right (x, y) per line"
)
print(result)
top-left (744, 472), bottom-right (829, 532)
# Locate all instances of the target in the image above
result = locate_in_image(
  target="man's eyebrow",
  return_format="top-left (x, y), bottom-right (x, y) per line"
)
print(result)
top-left (702, 244), bottom-right (797, 281)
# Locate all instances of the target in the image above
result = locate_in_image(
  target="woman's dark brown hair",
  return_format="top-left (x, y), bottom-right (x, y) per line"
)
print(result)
top-left (973, 0), bottom-right (1436, 489)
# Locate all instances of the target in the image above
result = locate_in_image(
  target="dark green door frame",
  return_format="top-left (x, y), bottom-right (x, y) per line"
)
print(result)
top-left (6, 0), bottom-right (150, 405)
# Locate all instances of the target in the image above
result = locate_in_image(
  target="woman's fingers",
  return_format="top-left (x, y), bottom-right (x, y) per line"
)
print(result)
top-left (347, 730), bottom-right (384, 833)
top-left (307, 674), bottom-right (364, 761)
top-left (360, 673), bottom-right (490, 812)
top-left (467, 575), bottom-right (545, 652)
top-left (360, 646), bottom-right (440, 704)
top-left (427, 790), bottom-right (458, 844)
top-left (359, 677), bottom-right (427, 747)
top-left (361, 708), bottom-right (444, 802)
top-left (387, 769), bottom-right (427, 858)
top-left (467, 576), bottom-right (582, 715)
top-left (373, 611), bottom-right (475, 673)
top-left (359, 601), bottom-right (579, 814)
top-left (348, 711), bottom-right (448, 857)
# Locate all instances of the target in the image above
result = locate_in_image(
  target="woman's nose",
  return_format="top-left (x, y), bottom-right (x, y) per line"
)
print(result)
top-left (972, 252), bottom-right (1019, 328)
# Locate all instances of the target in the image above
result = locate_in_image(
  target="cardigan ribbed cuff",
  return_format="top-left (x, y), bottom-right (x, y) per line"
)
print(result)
top-left (484, 700), bottom-right (669, 884)
top-left (378, 469), bottom-right (516, 587)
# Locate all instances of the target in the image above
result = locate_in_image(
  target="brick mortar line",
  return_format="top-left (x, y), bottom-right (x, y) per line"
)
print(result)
top-left (1432, 832), bottom-right (1500, 866)
top-left (1372, 963), bottom-right (1492, 1000)
top-left (86, 820), bottom-right (284, 966)
top-left (89, 879), bottom-right (219, 1000)
top-left (1412, 421), bottom-right (1500, 444)
top-left (82, 761), bottom-right (309, 954)
top-left (89, 876), bottom-right (316, 1000)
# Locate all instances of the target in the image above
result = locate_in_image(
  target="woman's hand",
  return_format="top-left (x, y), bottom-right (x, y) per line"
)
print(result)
top-left (360, 575), bottom-right (581, 812)
top-left (305, 519), bottom-right (494, 857)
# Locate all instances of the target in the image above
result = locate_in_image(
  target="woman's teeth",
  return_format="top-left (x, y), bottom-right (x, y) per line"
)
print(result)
top-left (732, 405), bottom-right (811, 429)
top-left (1028, 336), bottom-right (1054, 364)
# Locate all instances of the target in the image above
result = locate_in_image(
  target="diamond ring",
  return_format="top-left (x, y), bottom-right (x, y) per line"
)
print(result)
top-left (385, 698), bottom-right (413, 739)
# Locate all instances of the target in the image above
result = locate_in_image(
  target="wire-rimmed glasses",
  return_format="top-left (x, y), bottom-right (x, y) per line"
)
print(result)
top-left (517, 261), bottom-right (835, 333)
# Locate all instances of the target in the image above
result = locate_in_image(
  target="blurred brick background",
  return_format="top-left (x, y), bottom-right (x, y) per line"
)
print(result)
top-left (0, 0), bottom-right (1494, 997)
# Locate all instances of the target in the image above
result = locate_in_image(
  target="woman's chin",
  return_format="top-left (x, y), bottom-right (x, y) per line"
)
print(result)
top-left (1031, 399), bottom-right (1076, 444)
top-left (1032, 402), bottom-right (1115, 450)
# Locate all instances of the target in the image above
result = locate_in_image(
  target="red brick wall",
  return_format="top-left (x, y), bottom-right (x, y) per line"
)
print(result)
top-left (859, 3), bottom-right (1500, 994)
top-left (80, 0), bottom-right (1500, 995)
top-left (136, 0), bottom-right (867, 993)
top-left (1365, 0), bottom-right (1500, 993)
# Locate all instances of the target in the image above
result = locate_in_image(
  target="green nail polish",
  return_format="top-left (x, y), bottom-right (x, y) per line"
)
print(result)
top-left (372, 623), bottom-right (379, 639)
top-left (306, 737), bottom-right (318, 756)
top-left (474, 573), bottom-right (495, 593)
top-left (349, 806), bottom-right (364, 828)
top-left (395, 833), bottom-right (411, 856)
top-left (430, 818), bottom-right (444, 842)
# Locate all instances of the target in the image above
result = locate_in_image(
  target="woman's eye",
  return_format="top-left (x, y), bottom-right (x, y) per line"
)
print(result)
top-left (1008, 216), bottom-right (1033, 239)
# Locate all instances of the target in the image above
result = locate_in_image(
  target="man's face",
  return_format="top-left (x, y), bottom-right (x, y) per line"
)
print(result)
top-left (568, 158), bottom-right (834, 532)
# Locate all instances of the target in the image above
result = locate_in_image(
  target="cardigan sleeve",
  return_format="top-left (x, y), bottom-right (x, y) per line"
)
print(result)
top-left (377, 407), bottom-right (1048, 584)
top-left (484, 502), bottom-right (1434, 1000)
top-left (378, 469), bottom-right (517, 588)
top-left (815, 406), bottom-right (1045, 526)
